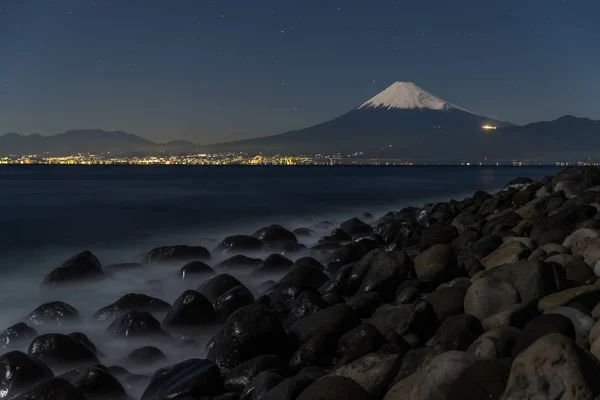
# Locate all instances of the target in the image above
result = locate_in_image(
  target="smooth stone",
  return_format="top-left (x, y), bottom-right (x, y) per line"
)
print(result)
top-left (10, 378), bottom-right (85, 400)
top-left (545, 306), bottom-right (595, 345)
top-left (563, 228), bottom-right (600, 255)
top-left (94, 293), bottom-right (171, 323)
top-left (467, 327), bottom-right (520, 359)
top-left (0, 323), bottom-right (38, 349)
top-left (41, 250), bottom-right (104, 287)
top-left (481, 242), bottom-right (531, 270)
top-left (214, 235), bottom-right (263, 255)
top-left (545, 254), bottom-right (594, 284)
top-left (223, 354), bottom-right (288, 392)
top-left (590, 320), bottom-right (600, 344)
top-left (464, 276), bottom-right (520, 321)
top-left (126, 346), bottom-right (167, 365)
top-left (446, 359), bottom-right (510, 400)
top-left (108, 311), bottom-right (167, 339)
top-left (425, 286), bottom-right (467, 322)
top-left (512, 314), bottom-right (576, 356)
top-left (144, 245), bottom-right (210, 263)
top-left (296, 376), bottom-right (371, 400)
top-left (252, 224), bottom-right (297, 244)
top-left (503, 236), bottom-right (536, 250)
top-left (413, 244), bottom-right (457, 283)
top-left (481, 301), bottom-right (540, 331)
top-left (540, 243), bottom-right (568, 254)
top-left (538, 284), bottom-right (600, 311)
top-left (472, 235), bottom-right (503, 258)
top-left (426, 314), bottom-right (483, 352)
top-left (180, 261), bottom-right (215, 280)
top-left (336, 323), bottom-right (389, 366)
top-left (28, 334), bottom-right (99, 370)
top-left (163, 290), bottom-right (215, 328)
top-left (0, 351), bottom-right (54, 399)
top-left (59, 365), bottom-right (128, 400)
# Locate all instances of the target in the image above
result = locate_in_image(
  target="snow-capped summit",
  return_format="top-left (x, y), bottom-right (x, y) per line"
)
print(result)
top-left (359, 81), bottom-right (470, 113)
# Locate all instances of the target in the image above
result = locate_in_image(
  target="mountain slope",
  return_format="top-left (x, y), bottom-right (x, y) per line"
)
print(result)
top-left (205, 82), bottom-right (512, 159)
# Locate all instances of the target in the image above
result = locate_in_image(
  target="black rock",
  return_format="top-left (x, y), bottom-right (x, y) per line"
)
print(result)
top-left (41, 250), bottom-right (104, 287)
top-left (180, 261), bottom-right (215, 280)
top-left (293, 257), bottom-right (325, 270)
top-left (262, 281), bottom-right (308, 319)
top-left (346, 292), bottom-right (382, 318)
top-left (425, 286), bottom-right (468, 322)
top-left (252, 254), bottom-right (294, 277)
top-left (10, 378), bottom-right (85, 400)
top-left (357, 249), bottom-right (414, 302)
top-left (335, 323), bottom-right (388, 366)
top-left (25, 301), bottom-right (79, 328)
top-left (264, 240), bottom-right (306, 255)
top-left (209, 304), bottom-right (290, 372)
top-left (216, 255), bottom-right (263, 271)
top-left (240, 370), bottom-right (283, 400)
top-left (296, 376), bottom-right (371, 400)
top-left (330, 243), bottom-right (363, 265)
top-left (339, 218), bottom-right (373, 238)
top-left (293, 228), bottom-right (313, 238)
top-left (223, 354), bottom-right (289, 392)
top-left (0, 351), bottom-right (54, 399)
top-left (426, 314), bottom-right (484, 352)
top-left (163, 290), bottom-right (215, 328)
top-left (144, 245), bottom-right (210, 264)
top-left (214, 285), bottom-right (255, 323)
top-left (94, 293), bottom-right (171, 323)
top-left (280, 265), bottom-right (330, 290)
top-left (141, 359), bottom-right (223, 400)
top-left (420, 224), bottom-right (459, 247)
top-left (214, 235), bottom-right (263, 255)
top-left (472, 235), bottom-right (504, 258)
top-left (396, 286), bottom-right (421, 305)
top-left (198, 274), bottom-right (244, 302)
top-left (28, 334), bottom-right (99, 370)
top-left (68, 332), bottom-right (99, 355)
top-left (105, 262), bottom-right (144, 272)
top-left (446, 359), bottom-right (511, 400)
top-left (59, 365), bottom-right (128, 400)
top-left (0, 323), bottom-right (37, 349)
top-left (285, 289), bottom-right (328, 329)
top-left (252, 225), bottom-right (298, 244)
top-left (126, 346), bottom-right (167, 365)
top-left (108, 311), bottom-right (167, 339)
top-left (261, 375), bottom-right (314, 400)
top-left (512, 314), bottom-right (576, 356)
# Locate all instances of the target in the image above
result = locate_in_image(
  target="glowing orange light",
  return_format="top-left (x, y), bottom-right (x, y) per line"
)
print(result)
top-left (482, 125), bottom-right (497, 130)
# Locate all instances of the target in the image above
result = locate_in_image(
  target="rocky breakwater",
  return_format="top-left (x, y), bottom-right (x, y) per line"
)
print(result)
top-left (7, 166), bottom-right (600, 399)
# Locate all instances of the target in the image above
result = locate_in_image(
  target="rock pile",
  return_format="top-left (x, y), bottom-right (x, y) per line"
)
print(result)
top-left (7, 166), bottom-right (600, 399)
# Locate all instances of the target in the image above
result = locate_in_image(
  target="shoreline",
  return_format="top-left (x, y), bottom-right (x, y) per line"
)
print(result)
top-left (3, 166), bottom-right (600, 399)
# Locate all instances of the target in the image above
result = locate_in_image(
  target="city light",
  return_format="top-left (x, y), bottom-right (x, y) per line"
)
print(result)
top-left (481, 125), bottom-right (497, 130)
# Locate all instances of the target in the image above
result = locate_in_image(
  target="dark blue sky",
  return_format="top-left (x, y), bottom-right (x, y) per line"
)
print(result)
top-left (1, 0), bottom-right (599, 144)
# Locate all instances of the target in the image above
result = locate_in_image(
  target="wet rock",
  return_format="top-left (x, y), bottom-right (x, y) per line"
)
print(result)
top-left (252, 254), bottom-right (293, 276)
top-left (144, 245), bottom-right (210, 263)
top-left (11, 378), bottom-right (85, 400)
top-left (264, 240), bottom-right (306, 255)
top-left (481, 242), bottom-right (531, 270)
top-left (396, 286), bottom-right (421, 305)
top-left (214, 285), bottom-right (255, 323)
top-left (240, 370), bottom-right (284, 400)
top-left (223, 354), bottom-right (288, 392)
top-left (452, 229), bottom-right (481, 250)
top-left (340, 218), bottom-right (373, 238)
top-left (502, 333), bottom-right (600, 400)
top-left (0, 351), bottom-right (53, 399)
top-left (538, 283), bottom-right (600, 311)
top-left (260, 373), bottom-right (315, 400)
top-left (252, 224), bottom-right (297, 244)
top-left (108, 311), bottom-right (167, 339)
top-left (357, 249), bottom-right (414, 302)
top-left (413, 244), bottom-right (457, 283)
top-left (545, 254), bottom-right (594, 285)
top-left (336, 323), bottom-right (388, 366)
top-left (0, 323), bottom-right (38, 349)
top-left (346, 291), bottom-right (382, 318)
top-left (28, 334), bottom-right (99, 370)
top-left (59, 365), bottom-right (128, 400)
top-left (25, 301), bottom-right (79, 328)
top-left (126, 346), bottom-right (167, 365)
top-left (41, 250), bottom-right (104, 287)
top-left (280, 265), bottom-right (329, 290)
top-left (467, 327), bottom-right (520, 359)
top-left (425, 286), bottom-right (467, 322)
top-left (296, 376), bottom-right (370, 400)
top-left (546, 306), bottom-right (595, 345)
top-left (293, 228), bottom-right (313, 238)
top-left (215, 255), bottom-right (263, 271)
top-left (198, 274), bottom-right (244, 302)
top-left (94, 293), bottom-right (170, 323)
top-left (328, 352), bottom-right (402, 398)
top-left (141, 359), bottom-right (223, 400)
top-left (285, 289), bottom-right (328, 329)
top-left (214, 235), bottom-right (263, 255)
top-left (427, 314), bottom-right (483, 352)
top-left (180, 261), bottom-right (215, 280)
top-left (293, 257), bottom-right (325, 270)
top-left (330, 243), bottom-right (363, 265)
top-left (512, 314), bottom-right (576, 356)
top-left (483, 259), bottom-right (564, 303)
top-left (481, 301), bottom-right (540, 331)
top-left (68, 333), bottom-right (98, 355)
top-left (420, 224), bottom-right (458, 247)
top-left (457, 250), bottom-right (483, 277)
top-left (451, 212), bottom-right (480, 234)
top-left (464, 276), bottom-right (520, 321)
top-left (210, 304), bottom-right (290, 372)
top-left (446, 359), bottom-right (510, 400)
top-left (369, 300), bottom-right (439, 341)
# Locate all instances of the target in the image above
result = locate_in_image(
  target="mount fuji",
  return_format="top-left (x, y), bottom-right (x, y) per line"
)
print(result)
top-left (205, 82), bottom-right (513, 160)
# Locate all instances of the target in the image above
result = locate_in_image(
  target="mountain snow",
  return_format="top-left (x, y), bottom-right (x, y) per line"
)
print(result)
top-left (358, 81), bottom-right (472, 113)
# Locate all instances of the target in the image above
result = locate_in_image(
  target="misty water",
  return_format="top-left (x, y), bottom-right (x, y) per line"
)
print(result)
top-left (0, 165), bottom-right (560, 397)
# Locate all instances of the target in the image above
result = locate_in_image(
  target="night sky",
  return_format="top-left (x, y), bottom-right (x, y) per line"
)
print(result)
top-left (1, 0), bottom-right (599, 144)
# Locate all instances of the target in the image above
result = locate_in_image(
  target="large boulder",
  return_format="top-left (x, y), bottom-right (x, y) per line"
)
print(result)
top-left (346, 291), bottom-right (382, 319)
top-left (481, 242), bottom-right (531, 270)
top-left (420, 224), bottom-right (458, 247)
top-left (0, 323), bottom-right (37, 349)
top-left (472, 235), bottom-right (503, 258)
top-left (446, 359), bottom-right (510, 400)
top-left (336, 323), bottom-right (389, 366)
top-left (425, 286), bottom-right (468, 322)
top-left (413, 244), bottom-right (457, 284)
top-left (141, 359), bottom-right (223, 400)
top-left (0, 351), bottom-right (54, 399)
top-left (179, 261), bottom-right (215, 280)
top-left (357, 249), bottom-right (414, 302)
top-left (297, 376), bottom-right (371, 400)
top-left (252, 225), bottom-right (297, 244)
top-left (198, 274), bottom-right (244, 302)
top-left (512, 314), bottom-right (576, 356)
top-left (107, 311), bottom-right (167, 339)
top-left (252, 254), bottom-right (294, 276)
top-left (94, 293), bottom-right (170, 323)
top-left (41, 251), bottom-right (103, 287)
top-left (285, 289), bottom-right (328, 329)
top-left (144, 245), bottom-right (210, 263)
top-left (126, 346), bottom-right (167, 366)
top-left (464, 277), bottom-right (521, 321)
top-left (467, 327), bottom-right (520, 359)
top-left (340, 218), bottom-right (373, 238)
top-left (545, 254), bottom-right (594, 285)
top-left (209, 304), bottom-right (290, 372)
top-left (426, 314), bottom-right (483, 352)
top-left (552, 166), bottom-right (600, 189)
top-left (546, 306), bottom-right (595, 345)
top-left (481, 301), bottom-right (540, 331)
top-left (538, 283), bottom-right (600, 311)
top-left (10, 378), bottom-right (85, 400)
top-left (222, 354), bottom-right (288, 392)
top-left (162, 290), bottom-right (215, 328)
top-left (25, 301), bottom-right (79, 328)
top-left (59, 365), bottom-right (128, 400)
top-left (28, 334), bottom-right (99, 370)
top-left (327, 352), bottom-right (403, 398)
top-left (501, 333), bottom-right (600, 399)
top-left (214, 235), bottom-right (263, 255)
top-left (213, 285), bottom-right (255, 323)
top-left (215, 255), bottom-right (263, 271)
top-left (369, 300), bottom-right (439, 341)
top-left (451, 212), bottom-right (480, 234)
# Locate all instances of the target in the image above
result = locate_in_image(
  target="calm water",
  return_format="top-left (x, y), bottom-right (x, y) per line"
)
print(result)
top-left (0, 165), bottom-right (559, 398)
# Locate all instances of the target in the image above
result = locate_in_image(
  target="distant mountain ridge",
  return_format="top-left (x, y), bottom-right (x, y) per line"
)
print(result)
top-left (3, 82), bottom-right (600, 162)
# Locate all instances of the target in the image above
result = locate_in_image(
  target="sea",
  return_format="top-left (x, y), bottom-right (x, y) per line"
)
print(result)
top-left (0, 165), bottom-right (560, 396)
